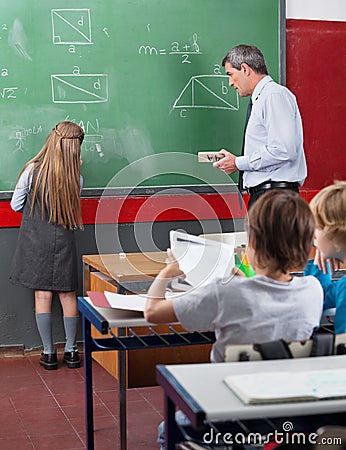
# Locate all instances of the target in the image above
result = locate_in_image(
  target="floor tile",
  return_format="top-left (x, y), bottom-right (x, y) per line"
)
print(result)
top-left (0, 354), bottom-right (163, 449)
top-left (0, 436), bottom-right (34, 450)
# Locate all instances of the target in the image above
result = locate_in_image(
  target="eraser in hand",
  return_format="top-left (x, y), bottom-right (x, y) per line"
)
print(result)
top-left (198, 152), bottom-right (224, 163)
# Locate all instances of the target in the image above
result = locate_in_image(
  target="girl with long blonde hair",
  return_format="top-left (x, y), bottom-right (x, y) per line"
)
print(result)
top-left (10, 121), bottom-right (84, 370)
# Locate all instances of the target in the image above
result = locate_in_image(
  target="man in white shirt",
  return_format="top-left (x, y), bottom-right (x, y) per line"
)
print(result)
top-left (213, 44), bottom-right (307, 208)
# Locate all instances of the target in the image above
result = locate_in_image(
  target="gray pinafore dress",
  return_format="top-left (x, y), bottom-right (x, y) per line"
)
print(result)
top-left (10, 175), bottom-right (78, 291)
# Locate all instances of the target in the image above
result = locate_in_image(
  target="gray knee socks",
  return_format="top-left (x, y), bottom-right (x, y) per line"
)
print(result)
top-left (63, 316), bottom-right (79, 352)
top-left (35, 312), bottom-right (55, 354)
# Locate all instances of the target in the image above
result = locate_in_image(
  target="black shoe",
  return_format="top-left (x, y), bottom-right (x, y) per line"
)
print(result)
top-left (40, 353), bottom-right (58, 370)
top-left (63, 351), bottom-right (81, 368)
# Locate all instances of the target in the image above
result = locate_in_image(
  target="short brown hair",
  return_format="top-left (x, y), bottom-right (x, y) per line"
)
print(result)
top-left (247, 190), bottom-right (315, 272)
top-left (222, 44), bottom-right (268, 75)
top-left (309, 181), bottom-right (346, 250)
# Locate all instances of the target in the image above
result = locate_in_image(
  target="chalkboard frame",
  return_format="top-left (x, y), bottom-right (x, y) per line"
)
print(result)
top-left (0, 0), bottom-right (286, 200)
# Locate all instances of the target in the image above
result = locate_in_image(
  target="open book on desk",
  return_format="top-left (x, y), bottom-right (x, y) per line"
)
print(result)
top-left (170, 230), bottom-right (235, 291)
top-left (224, 369), bottom-right (346, 405)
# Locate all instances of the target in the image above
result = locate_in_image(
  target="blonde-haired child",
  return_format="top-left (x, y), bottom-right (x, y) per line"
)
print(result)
top-left (304, 181), bottom-right (346, 333)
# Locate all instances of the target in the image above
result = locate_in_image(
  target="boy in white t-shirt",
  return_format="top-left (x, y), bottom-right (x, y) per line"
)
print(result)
top-left (145, 189), bottom-right (323, 449)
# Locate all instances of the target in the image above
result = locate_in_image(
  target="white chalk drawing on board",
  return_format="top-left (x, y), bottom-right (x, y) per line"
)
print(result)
top-left (51, 74), bottom-right (108, 103)
top-left (51, 9), bottom-right (92, 45)
top-left (173, 75), bottom-right (239, 111)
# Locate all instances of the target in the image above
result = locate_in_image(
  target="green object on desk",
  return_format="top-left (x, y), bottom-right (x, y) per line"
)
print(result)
top-left (235, 253), bottom-right (256, 278)
top-left (239, 263), bottom-right (256, 278)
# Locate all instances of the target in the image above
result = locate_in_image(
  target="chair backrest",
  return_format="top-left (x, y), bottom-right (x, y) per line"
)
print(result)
top-left (224, 332), bottom-right (346, 362)
top-left (314, 426), bottom-right (346, 450)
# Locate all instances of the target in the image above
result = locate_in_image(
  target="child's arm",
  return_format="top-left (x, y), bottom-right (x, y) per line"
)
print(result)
top-left (304, 258), bottom-right (337, 309)
top-left (144, 249), bottom-right (183, 324)
top-left (333, 279), bottom-right (346, 333)
top-left (10, 165), bottom-right (33, 212)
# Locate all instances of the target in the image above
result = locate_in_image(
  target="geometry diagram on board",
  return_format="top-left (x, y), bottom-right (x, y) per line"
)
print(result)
top-left (173, 75), bottom-right (239, 111)
top-left (51, 9), bottom-right (92, 44)
top-left (51, 74), bottom-right (108, 103)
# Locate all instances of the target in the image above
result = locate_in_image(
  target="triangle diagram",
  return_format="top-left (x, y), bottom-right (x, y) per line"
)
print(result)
top-left (173, 75), bottom-right (238, 110)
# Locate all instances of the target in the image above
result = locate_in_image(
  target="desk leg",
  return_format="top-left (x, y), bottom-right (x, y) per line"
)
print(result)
top-left (118, 327), bottom-right (127, 450)
top-left (165, 394), bottom-right (177, 450)
top-left (83, 262), bottom-right (91, 295)
top-left (83, 316), bottom-right (95, 450)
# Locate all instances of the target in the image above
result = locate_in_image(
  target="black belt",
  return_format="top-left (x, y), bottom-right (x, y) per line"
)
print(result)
top-left (248, 181), bottom-right (299, 196)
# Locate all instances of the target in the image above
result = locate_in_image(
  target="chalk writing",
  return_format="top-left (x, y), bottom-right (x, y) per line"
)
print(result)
top-left (13, 125), bottom-right (43, 152)
top-left (65, 117), bottom-right (105, 157)
top-left (51, 71), bottom-right (109, 103)
top-left (0, 87), bottom-right (18, 99)
top-left (138, 33), bottom-right (201, 64)
top-left (51, 9), bottom-right (93, 45)
top-left (173, 75), bottom-right (239, 113)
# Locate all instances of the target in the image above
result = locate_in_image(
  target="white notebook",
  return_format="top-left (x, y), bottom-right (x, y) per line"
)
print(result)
top-left (224, 369), bottom-right (346, 404)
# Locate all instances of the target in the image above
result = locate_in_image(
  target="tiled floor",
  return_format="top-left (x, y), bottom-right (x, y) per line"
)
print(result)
top-left (0, 353), bottom-right (164, 449)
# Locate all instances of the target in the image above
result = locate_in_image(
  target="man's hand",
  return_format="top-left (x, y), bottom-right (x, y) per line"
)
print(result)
top-left (213, 149), bottom-right (238, 174)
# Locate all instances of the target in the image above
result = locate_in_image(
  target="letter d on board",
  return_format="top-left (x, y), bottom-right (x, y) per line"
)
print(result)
top-left (94, 79), bottom-right (101, 90)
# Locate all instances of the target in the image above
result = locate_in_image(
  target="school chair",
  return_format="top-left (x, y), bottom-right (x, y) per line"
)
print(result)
top-left (270, 425), bottom-right (346, 449)
top-left (176, 442), bottom-right (213, 450)
top-left (224, 332), bottom-right (346, 362)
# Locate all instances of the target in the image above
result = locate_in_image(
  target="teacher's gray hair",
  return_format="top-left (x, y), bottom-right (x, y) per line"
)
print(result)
top-left (222, 44), bottom-right (268, 75)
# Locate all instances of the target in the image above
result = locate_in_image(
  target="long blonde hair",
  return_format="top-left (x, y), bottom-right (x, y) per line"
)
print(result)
top-left (19, 121), bottom-right (84, 229)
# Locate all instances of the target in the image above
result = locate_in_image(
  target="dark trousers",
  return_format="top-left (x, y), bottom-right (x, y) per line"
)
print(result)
top-left (247, 184), bottom-right (299, 210)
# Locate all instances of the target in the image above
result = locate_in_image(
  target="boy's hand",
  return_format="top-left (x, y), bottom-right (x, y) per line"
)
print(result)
top-left (314, 247), bottom-right (340, 274)
top-left (158, 248), bottom-right (186, 281)
top-left (232, 266), bottom-right (246, 277)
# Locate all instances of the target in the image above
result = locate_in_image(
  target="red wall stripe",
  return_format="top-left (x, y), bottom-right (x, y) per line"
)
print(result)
top-left (0, 190), bottom-right (320, 228)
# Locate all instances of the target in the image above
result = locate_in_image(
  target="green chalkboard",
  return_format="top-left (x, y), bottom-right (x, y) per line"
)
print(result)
top-left (0, 0), bottom-right (283, 193)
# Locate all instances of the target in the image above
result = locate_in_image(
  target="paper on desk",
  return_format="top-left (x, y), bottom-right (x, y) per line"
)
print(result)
top-left (170, 230), bottom-right (234, 290)
top-left (87, 291), bottom-right (181, 311)
top-left (87, 291), bottom-right (146, 310)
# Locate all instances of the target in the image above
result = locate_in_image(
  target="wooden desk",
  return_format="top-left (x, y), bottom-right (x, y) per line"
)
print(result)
top-left (82, 252), bottom-right (212, 387)
top-left (83, 252), bottom-right (167, 291)
top-left (156, 356), bottom-right (346, 450)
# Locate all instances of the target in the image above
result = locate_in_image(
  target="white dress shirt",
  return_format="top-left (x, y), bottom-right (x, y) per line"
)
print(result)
top-left (236, 76), bottom-right (307, 190)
